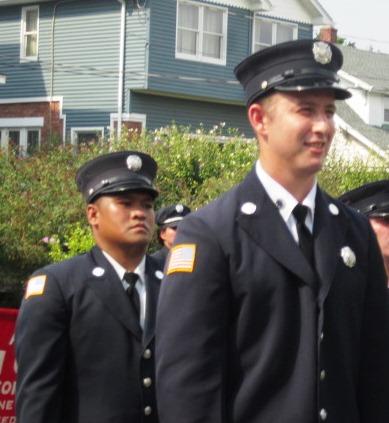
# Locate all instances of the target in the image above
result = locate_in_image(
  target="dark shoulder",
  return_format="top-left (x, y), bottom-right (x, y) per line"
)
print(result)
top-left (147, 253), bottom-right (165, 273)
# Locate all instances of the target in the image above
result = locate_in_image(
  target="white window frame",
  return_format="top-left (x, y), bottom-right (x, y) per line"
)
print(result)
top-left (0, 127), bottom-right (41, 157)
top-left (20, 5), bottom-right (39, 61)
top-left (71, 127), bottom-right (104, 146)
top-left (252, 16), bottom-right (297, 53)
top-left (110, 113), bottom-right (147, 135)
top-left (176, 0), bottom-right (228, 66)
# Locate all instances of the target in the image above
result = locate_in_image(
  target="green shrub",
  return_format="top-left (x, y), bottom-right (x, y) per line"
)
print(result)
top-left (0, 125), bottom-right (388, 288)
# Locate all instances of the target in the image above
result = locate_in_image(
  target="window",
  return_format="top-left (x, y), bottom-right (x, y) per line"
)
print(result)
top-left (253, 17), bottom-right (297, 52)
top-left (21, 6), bottom-right (39, 60)
top-left (384, 108), bottom-right (389, 123)
top-left (0, 128), bottom-right (40, 157)
top-left (176, 0), bottom-right (228, 65)
top-left (71, 127), bottom-right (104, 146)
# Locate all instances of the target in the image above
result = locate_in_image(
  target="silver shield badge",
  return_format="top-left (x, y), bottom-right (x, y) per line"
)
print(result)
top-left (340, 246), bottom-right (356, 268)
top-left (312, 41), bottom-right (332, 65)
top-left (126, 154), bottom-right (142, 172)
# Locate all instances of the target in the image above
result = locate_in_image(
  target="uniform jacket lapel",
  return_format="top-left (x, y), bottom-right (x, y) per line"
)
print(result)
top-left (313, 189), bottom-right (348, 302)
top-left (143, 256), bottom-right (161, 346)
top-left (86, 246), bottom-right (143, 341)
top-left (236, 169), bottom-right (316, 287)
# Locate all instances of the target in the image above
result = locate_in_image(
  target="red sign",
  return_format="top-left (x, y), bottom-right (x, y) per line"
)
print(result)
top-left (0, 308), bottom-right (18, 423)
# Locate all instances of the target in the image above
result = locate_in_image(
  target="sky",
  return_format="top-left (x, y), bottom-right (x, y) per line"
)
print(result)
top-left (318, 0), bottom-right (389, 53)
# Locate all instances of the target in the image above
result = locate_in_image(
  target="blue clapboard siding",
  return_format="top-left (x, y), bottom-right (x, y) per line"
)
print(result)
top-left (0, 0), bottom-right (313, 139)
top-left (0, 0), bottom-right (149, 137)
top-left (0, 4), bottom-right (51, 97)
top-left (47, 0), bottom-right (123, 132)
top-left (130, 91), bottom-right (253, 136)
top-left (147, 0), bottom-right (247, 103)
top-left (147, 0), bottom-right (313, 104)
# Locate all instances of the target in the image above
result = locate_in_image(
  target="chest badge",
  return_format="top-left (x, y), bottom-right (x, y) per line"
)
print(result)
top-left (92, 267), bottom-right (105, 277)
top-left (241, 202), bottom-right (257, 215)
top-left (340, 246), bottom-right (356, 268)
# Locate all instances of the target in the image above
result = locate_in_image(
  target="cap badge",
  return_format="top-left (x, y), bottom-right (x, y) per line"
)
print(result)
top-left (89, 188), bottom-right (94, 196)
top-left (241, 202), bottom-right (257, 215)
top-left (312, 41), bottom-right (332, 65)
top-left (175, 204), bottom-right (184, 213)
top-left (261, 80), bottom-right (268, 90)
top-left (92, 267), bottom-right (105, 277)
top-left (329, 203), bottom-right (339, 216)
top-left (126, 154), bottom-right (142, 172)
top-left (340, 246), bottom-right (356, 268)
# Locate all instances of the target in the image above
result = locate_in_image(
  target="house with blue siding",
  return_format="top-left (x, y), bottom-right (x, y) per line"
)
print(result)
top-left (0, 0), bottom-right (333, 154)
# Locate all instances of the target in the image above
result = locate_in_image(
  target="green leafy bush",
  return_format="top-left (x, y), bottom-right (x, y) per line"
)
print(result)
top-left (0, 125), bottom-right (388, 293)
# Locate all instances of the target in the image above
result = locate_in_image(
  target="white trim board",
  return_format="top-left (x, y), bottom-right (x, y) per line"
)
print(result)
top-left (0, 117), bottom-right (44, 127)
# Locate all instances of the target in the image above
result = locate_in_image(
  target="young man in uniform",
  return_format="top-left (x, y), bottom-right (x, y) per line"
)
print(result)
top-left (16, 151), bottom-right (162, 423)
top-left (151, 204), bottom-right (191, 268)
top-left (155, 40), bottom-right (389, 423)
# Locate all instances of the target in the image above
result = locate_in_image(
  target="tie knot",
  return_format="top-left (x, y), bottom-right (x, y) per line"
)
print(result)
top-left (123, 272), bottom-right (139, 292)
top-left (293, 204), bottom-right (309, 225)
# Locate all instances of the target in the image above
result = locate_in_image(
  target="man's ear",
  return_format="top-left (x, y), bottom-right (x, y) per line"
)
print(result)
top-left (247, 102), bottom-right (267, 136)
top-left (86, 203), bottom-right (99, 226)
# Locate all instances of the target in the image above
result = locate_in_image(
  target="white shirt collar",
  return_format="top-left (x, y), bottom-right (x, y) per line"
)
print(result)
top-left (102, 251), bottom-right (146, 286)
top-left (255, 160), bottom-right (317, 231)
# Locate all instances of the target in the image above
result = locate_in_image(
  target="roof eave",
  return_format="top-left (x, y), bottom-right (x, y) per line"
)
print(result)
top-left (335, 114), bottom-right (389, 160)
top-left (338, 70), bottom-right (373, 92)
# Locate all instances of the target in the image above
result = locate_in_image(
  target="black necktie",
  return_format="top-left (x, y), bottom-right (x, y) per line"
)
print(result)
top-left (123, 272), bottom-right (141, 322)
top-left (292, 204), bottom-right (314, 268)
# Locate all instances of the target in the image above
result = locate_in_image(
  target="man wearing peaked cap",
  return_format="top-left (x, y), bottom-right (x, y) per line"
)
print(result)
top-left (151, 204), bottom-right (191, 268)
top-left (16, 151), bottom-right (162, 423)
top-left (340, 180), bottom-right (389, 281)
top-left (156, 39), bottom-right (389, 423)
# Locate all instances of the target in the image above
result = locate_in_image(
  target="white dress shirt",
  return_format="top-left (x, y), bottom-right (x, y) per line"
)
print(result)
top-left (255, 160), bottom-right (316, 243)
top-left (102, 251), bottom-right (147, 329)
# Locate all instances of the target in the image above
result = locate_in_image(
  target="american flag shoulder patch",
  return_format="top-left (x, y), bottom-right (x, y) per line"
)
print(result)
top-left (166, 244), bottom-right (196, 275)
top-left (25, 275), bottom-right (47, 299)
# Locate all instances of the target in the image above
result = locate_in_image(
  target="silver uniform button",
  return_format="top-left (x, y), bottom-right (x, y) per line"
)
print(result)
top-left (143, 377), bottom-right (152, 388)
top-left (319, 408), bottom-right (327, 420)
top-left (320, 332), bottom-right (324, 342)
top-left (143, 349), bottom-right (152, 359)
top-left (144, 406), bottom-right (152, 416)
top-left (320, 370), bottom-right (326, 380)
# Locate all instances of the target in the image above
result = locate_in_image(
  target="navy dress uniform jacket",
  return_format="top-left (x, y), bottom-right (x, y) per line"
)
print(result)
top-left (15, 246), bottom-right (161, 423)
top-left (151, 246), bottom-right (169, 270)
top-left (156, 168), bottom-right (389, 423)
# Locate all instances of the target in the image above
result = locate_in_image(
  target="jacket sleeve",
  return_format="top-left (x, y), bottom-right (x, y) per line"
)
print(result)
top-left (155, 214), bottom-right (231, 423)
top-left (15, 270), bottom-right (69, 423)
top-left (358, 225), bottom-right (389, 422)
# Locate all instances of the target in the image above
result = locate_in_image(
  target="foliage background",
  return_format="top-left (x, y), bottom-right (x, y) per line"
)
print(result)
top-left (1, 124), bottom-right (388, 306)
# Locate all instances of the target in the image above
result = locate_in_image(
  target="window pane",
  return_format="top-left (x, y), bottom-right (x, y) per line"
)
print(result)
top-left (177, 28), bottom-right (197, 55)
top-left (256, 20), bottom-right (272, 45)
top-left (27, 130), bottom-right (39, 156)
top-left (78, 132), bottom-right (100, 145)
top-left (8, 131), bottom-right (20, 155)
top-left (203, 34), bottom-right (221, 59)
top-left (26, 10), bottom-right (38, 32)
top-left (204, 8), bottom-right (223, 34)
top-left (384, 109), bottom-right (389, 122)
top-left (25, 34), bottom-right (37, 57)
top-left (277, 23), bottom-right (294, 43)
top-left (178, 4), bottom-right (198, 29)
